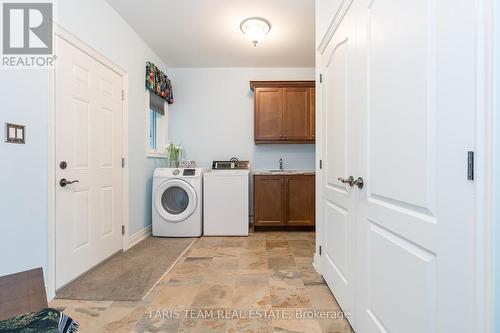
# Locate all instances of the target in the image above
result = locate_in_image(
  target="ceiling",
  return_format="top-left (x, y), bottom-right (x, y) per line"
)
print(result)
top-left (106, 0), bottom-right (315, 67)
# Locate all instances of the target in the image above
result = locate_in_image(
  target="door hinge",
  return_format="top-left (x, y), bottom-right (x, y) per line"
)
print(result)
top-left (121, 90), bottom-right (125, 101)
top-left (122, 225), bottom-right (125, 235)
top-left (319, 74), bottom-right (323, 83)
top-left (467, 151), bottom-right (474, 181)
top-left (319, 245), bottom-right (322, 255)
top-left (122, 157), bottom-right (125, 168)
top-left (319, 159), bottom-right (323, 169)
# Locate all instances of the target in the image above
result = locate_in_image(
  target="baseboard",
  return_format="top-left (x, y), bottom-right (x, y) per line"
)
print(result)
top-left (128, 226), bottom-right (152, 249)
top-left (254, 225), bottom-right (315, 231)
top-left (313, 253), bottom-right (321, 274)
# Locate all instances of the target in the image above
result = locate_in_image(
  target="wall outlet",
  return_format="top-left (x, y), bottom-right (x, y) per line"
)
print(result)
top-left (5, 123), bottom-right (25, 144)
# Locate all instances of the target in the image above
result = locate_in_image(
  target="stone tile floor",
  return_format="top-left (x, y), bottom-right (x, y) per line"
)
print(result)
top-left (50, 230), bottom-right (353, 332)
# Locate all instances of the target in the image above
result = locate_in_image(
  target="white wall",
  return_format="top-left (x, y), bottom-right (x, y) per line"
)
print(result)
top-left (167, 67), bottom-right (316, 170)
top-left (0, 0), bottom-right (168, 282)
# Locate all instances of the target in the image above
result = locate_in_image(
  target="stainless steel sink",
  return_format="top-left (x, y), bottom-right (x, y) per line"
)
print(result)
top-left (253, 169), bottom-right (315, 175)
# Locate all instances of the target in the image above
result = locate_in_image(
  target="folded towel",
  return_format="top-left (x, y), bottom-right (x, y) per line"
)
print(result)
top-left (179, 160), bottom-right (197, 168)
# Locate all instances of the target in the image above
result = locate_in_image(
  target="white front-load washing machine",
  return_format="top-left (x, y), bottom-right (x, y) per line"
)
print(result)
top-left (152, 168), bottom-right (204, 237)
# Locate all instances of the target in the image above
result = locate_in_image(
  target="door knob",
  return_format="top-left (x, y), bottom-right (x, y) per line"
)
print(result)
top-left (59, 178), bottom-right (79, 187)
top-left (353, 177), bottom-right (364, 189)
top-left (337, 176), bottom-right (355, 187)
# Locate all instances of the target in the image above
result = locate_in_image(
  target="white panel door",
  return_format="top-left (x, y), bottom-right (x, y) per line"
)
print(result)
top-left (355, 0), bottom-right (475, 332)
top-left (318, 4), bottom-right (358, 325)
top-left (55, 36), bottom-right (124, 289)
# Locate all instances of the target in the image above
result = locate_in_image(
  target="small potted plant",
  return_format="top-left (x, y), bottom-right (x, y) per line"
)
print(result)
top-left (165, 141), bottom-right (184, 168)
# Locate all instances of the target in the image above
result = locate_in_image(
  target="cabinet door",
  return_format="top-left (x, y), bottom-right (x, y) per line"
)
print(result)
top-left (253, 176), bottom-right (284, 226)
top-left (255, 88), bottom-right (284, 141)
top-left (309, 87), bottom-right (316, 140)
top-left (284, 88), bottom-right (310, 140)
top-left (286, 175), bottom-right (315, 226)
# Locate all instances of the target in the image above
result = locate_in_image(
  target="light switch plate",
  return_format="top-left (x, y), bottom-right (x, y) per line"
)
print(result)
top-left (5, 123), bottom-right (25, 144)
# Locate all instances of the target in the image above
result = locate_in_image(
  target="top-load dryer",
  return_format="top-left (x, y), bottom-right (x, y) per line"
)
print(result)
top-left (203, 160), bottom-right (250, 236)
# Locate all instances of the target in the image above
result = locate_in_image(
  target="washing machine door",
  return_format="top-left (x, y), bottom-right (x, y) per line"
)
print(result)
top-left (154, 179), bottom-right (197, 223)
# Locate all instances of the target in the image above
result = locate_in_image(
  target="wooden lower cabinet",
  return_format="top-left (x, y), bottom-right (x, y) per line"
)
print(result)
top-left (253, 176), bottom-right (284, 226)
top-left (286, 176), bottom-right (315, 226)
top-left (253, 174), bottom-right (315, 229)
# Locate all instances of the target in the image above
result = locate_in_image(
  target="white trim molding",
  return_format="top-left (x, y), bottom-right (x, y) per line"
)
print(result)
top-left (47, 23), bottom-right (129, 300)
top-left (128, 226), bottom-right (153, 249)
top-left (145, 88), bottom-right (169, 159)
top-left (313, 253), bottom-right (322, 274)
top-left (493, 1), bottom-right (500, 332)
top-left (317, 0), bottom-right (353, 55)
top-left (474, 0), bottom-right (496, 331)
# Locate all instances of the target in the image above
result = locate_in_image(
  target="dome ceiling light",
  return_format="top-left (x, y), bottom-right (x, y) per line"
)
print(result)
top-left (240, 17), bottom-right (271, 46)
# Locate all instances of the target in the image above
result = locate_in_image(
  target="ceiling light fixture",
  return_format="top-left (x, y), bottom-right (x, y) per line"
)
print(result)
top-left (240, 17), bottom-right (271, 46)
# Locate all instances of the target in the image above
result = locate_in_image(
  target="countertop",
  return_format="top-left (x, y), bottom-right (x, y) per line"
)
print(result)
top-left (252, 169), bottom-right (316, 176)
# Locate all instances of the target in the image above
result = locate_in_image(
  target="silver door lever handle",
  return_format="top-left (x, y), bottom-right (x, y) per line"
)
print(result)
top-left (353, 177), bottom-right (364, 189)
top-left (338, 176), bottom-right (355, 186)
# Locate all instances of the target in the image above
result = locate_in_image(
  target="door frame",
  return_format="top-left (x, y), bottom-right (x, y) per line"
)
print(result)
top-left (475, 0), bottom-right (495, 331)
top-left (314, 0), bottom-right (496, 331)
top-left (47, 24), bottom-right (130, 300)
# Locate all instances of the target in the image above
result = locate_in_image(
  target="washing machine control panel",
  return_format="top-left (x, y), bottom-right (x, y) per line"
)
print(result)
top-left (154, 168), bottom-right (203, 178)
top-left (172, 169), bottom-right (195, 176)
top-left (212, 160), bottom-right (250, 170)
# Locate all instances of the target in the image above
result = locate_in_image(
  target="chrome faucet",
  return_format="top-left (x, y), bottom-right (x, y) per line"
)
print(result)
top-left (279, 158), bottom-right (283, 171)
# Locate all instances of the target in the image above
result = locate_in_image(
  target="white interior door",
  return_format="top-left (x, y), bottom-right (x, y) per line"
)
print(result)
top-left (55, 36), bottom-right (124, 289)
top-left (317, 0), bottom-right (477, 331)
top-left (355, 0), bottom-right (475, 332)
top-left (319, 6), bottom-right (358, 325)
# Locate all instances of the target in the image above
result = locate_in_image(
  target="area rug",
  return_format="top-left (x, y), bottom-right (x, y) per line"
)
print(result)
top-left (56, 236), bottom-right (195, 301)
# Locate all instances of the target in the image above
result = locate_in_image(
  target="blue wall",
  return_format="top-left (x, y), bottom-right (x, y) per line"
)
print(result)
top-left (0, 70), bottom-right (49, 278)
top-left (55, 0), bottom-right (169, 237)
top-left (0, 0), bottom-right (169, 292)
top-left (168, 67), bottom-right (316, 171)
top-left (494, 0), bottom-right (500, 328)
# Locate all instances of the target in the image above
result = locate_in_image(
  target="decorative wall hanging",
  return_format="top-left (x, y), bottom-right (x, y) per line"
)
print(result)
top-left (146, 62), bottom-right (174, 104)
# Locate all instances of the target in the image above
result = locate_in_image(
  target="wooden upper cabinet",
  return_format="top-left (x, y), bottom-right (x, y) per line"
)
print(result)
top-left (251, 81), bottom-right (315, 144)
top-left (309, 87), bottom-right (316, 140)
top-left (254, 88), bottom-right (284, 141)
top-left (284, 88), bottom-right (310, 140)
